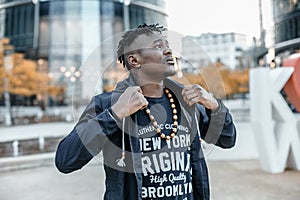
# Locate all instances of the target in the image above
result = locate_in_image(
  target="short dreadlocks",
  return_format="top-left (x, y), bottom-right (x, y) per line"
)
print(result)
top-left (117, 23), bottom-right (167, 69)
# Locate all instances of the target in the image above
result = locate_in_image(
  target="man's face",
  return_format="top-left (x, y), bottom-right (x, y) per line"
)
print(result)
top-left (126, 32), bottom-right (176, 80)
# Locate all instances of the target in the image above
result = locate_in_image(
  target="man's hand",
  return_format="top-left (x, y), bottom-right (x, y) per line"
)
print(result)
top-left (182, 84), bottom-right (219, 111)
top-left (111, 86), bottom-right (148, 119)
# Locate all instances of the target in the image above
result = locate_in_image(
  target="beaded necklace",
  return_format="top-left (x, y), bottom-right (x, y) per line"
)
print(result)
top-left (144, 88), bottom-right (178, 140)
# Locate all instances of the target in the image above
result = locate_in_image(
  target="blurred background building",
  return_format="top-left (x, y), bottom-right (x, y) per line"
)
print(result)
top-left (255, 0), bottom-right (300, 67)
top-left (182, 33), bottom-right (248, 70)
top-left (0, 0), bottom-right (168, 107)
top-left (1, 0), bottom-right (300, 125)
top-left (273, 0), bottom-right (300, 62)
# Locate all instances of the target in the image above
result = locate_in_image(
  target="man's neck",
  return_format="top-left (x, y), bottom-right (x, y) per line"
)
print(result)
top-left (140, 83), bottom-right (164, 98)
top-left (131, 73), bottom-right (165, 97)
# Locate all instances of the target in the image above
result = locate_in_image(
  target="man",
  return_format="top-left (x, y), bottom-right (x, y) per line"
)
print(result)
top-left (55, 24), bottom-right (236, 200)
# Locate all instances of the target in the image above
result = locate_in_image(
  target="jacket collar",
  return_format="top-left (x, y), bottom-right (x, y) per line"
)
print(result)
top-left (112, 74), bottom-right (195, 127)
top-left (112, 74), bottom-right (194, 112)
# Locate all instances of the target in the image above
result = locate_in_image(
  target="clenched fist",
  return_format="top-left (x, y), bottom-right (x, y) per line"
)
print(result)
top-left (111, 86), bottom-right (148, 119)
top-left (182, 84), bottom-right (219, 111)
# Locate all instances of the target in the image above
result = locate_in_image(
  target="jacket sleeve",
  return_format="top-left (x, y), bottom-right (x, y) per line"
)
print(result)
top-left (197, 99), bottom-right (237, 148)
top-left (55, 95), bottom-right (120, 173)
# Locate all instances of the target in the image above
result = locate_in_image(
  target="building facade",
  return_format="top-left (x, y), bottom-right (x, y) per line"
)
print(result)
top-left (273, 0), bottom-right (300, 56)
top-left (181, 33), bottom-right (248, 70)
top-left (0, 0), bottom-right (168, 104)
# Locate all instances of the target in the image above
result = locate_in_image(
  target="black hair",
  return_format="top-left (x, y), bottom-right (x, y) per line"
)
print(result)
top-left (117, 23), bottom-right (167, 69)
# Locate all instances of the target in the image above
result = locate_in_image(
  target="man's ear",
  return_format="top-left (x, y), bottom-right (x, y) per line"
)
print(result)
top-left (127, 54), bottom-right (141, 69)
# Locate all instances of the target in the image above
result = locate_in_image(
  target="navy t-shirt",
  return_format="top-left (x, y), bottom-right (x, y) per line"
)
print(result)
top-left (136, 91), bottom-right (194, 200)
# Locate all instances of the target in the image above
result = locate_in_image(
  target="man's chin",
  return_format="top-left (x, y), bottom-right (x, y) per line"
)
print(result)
top-left (164, 69), bottom-right (177, 77)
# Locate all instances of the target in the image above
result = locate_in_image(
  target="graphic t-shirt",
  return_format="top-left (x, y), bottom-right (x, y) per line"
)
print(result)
top-left (136, 91), bottom-right (194, 200)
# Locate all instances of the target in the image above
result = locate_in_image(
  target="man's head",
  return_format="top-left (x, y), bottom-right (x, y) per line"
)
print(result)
top-left (117, 23), bottom-right (166, 69)
top-left (117, 23), bottom-right (176, 81)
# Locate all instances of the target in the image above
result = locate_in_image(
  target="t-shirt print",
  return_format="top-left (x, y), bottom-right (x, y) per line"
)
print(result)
top-left (136, 94), bottom-right (194, 200)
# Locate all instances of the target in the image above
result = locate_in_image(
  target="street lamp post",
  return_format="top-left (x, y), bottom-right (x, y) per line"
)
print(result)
top-left (60, 66), bottom-right (81, 105)
top-left (3, 47), bottom-right (13, 126)
top-left (61, 66), bottom-right (81, 83)
top-left (122, 0), bottom-right (131, 30)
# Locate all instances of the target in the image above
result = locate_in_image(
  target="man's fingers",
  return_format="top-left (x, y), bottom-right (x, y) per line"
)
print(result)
top-left (184, 92), bottom-right (198, 101)
top-left (139, 102), bottom-right (149, 110)
top-left (185, 94), bottom-right (201, 106)
top-left (182, 85), bottom-right (208, 106)
top-left (183, 85), bottom-right (199, 103)
top-left (182, 85), bottom-right (194, 96)
top-left (181, 84), bottom-right (219, 109)
top-left (129, 87), bottom-right (148, 110)
top-left (137, 93), bottom-right (149, 109)
top-left (135, 86), bottom-right (143, 94)
top-left (182, 85), bottom-right (202, 96)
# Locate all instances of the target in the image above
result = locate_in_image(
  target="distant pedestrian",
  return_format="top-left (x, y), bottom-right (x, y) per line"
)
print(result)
top-left (55, 23), bottom-right (236, 200)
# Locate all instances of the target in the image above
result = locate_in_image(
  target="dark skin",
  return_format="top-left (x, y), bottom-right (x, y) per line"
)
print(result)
top-left (112, 32), bottom-right (219, 119)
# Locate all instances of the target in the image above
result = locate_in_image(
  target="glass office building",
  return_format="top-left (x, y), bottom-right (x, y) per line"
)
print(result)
top-left (273, 0), bottom-right (300, 54)
top-left (0, 0), bottom-right (167, 104)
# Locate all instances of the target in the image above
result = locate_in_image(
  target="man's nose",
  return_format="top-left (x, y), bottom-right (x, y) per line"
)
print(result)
top-left (163, 47), bottom-right (172, 55)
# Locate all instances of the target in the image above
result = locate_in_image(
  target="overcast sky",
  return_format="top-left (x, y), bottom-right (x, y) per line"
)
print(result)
top-left (166, 0), bottom-right (263, 45)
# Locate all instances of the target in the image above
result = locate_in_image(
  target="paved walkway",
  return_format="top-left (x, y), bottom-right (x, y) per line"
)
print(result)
top-left (0, 122), bottom-right (74, 141)
top-left (0, 158), bottom-right (300, 200)
top-left (0, 100), bottom-right (300, 200)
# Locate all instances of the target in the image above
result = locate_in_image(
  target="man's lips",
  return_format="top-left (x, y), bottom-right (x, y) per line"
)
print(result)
top-left (166, 57), bottom-right (175, 65)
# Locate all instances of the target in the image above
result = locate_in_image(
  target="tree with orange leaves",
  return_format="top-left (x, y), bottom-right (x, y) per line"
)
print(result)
top-left (0, 38), bottom-right (65, 103)
top-left (171, 60), bottom-right (249, 99)
top-left (8, 53), bottom-right (51, 96)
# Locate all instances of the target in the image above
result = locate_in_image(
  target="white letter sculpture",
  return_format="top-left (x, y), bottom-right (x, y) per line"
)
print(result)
top-left (250, 67), bottom-right (300, 173)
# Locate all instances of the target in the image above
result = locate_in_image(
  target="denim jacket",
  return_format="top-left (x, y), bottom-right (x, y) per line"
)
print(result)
top-left (55, 76), bottom-right (236, 200)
